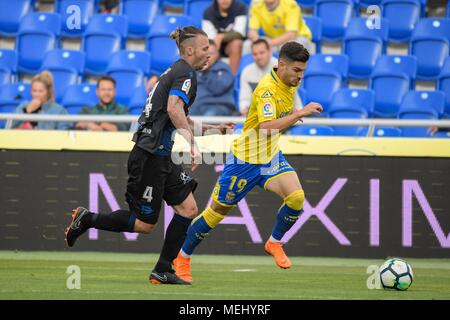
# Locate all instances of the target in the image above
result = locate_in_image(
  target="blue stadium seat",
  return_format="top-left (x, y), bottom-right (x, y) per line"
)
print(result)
top-left (55, 0), bottom-right (95, 38)
top-left (437, 57), bottom-right (450, 118)
top-left (0, 82), bottom-right (31, 128)
top-left (298, 87), bottom-right (307, 103)
top-left (370, 55), bottom-right (417, 118)
top-left (329, 88), bottom-right (375, 136)
top-left (82, 14), bottom-right (128, 75)
top-left (314, 0), bottom-right (354, 41)
top-left (289, 125), bottom-right (335, 136)
top-left (343, 17), bottom-right (388, 79)
top-left (410, 18), bottom-right (450, 80)
top-left (448, 1), bottom-right (450, 18)
top-left (302, 54), bottom-right (349, 114)
top-left (128, 85), bottom-right (148, 115)
top-left (358, 126), bottom-right (402, 137)
top-left (106, 50), bottom-right (151, 106)
top-left (304, 16), bottom-right (322, 53)
top-left (0, 0), bottom-right (34, 37)
top-left (40, 49), bottom-right (85, 103)
top-left (0, 82), bottom-right (31, 108)
top-left (16, 13), bottom-right (61, 74)
top-left (61, 83), bottom-right (97, 114)
top-left (398, 91), bottom-right (445, 137)
top-left (146, 15), bottom-right (192, 75)
top-left (381, 0), bottom-right (421, 42)
top-left (120, 0), bottom-right (159, 39)
top-left (0, 50), bottom-right (18, 85)
top-left (185, 0), bottom-right (212, 28)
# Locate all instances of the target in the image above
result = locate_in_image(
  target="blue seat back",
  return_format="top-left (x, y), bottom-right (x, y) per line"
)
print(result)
top-left (303, 16), bottom-right (322, 53)
top-left (55, 0), bottom-right (95, 38)
top-left (0, 50), bottom-right (18, 84)
top-left (370, 73), bottom-right (410, 117)
top-left (61, 83), bottom-right (97, 114)
top-left (314, 0), bottom-right (354, 41)
top-left (438, 57), bottom-right (450, 117)
top-left (128, 85), bottom-right (148, 115)
top-left (107, 50), bottom-right (151, 75)
top-left (0, 83), bottom-right (31, 107)
top-left (0, 0), bottom-right (33, 36)
top-left (120, 0), bottom-right (159, 38)
top-left (344, 17), bottom-right (388, 79)
top-left (381, 0), bottom-right (421, 42)
top-left (410, 19), bottom-right (450, 80)
top-left (372, 55), bottom-right (417, 85)
top-left (184, 0), bottom-right (212, 28)
top-left (289, 125), bottom-right (335, 136)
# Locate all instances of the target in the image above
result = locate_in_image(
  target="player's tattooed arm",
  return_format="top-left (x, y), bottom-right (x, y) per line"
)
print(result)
top-left (168, 95), bottom-right (202, 171)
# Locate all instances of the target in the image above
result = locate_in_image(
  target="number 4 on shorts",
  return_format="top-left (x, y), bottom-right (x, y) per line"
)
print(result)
top-left (143, 186), bottom-right (153, 202)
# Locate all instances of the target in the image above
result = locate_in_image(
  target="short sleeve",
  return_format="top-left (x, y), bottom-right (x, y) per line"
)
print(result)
top-left (255, 88), bottom-right (277, 124)
top-left (169, 67), bottom-right (194, 105)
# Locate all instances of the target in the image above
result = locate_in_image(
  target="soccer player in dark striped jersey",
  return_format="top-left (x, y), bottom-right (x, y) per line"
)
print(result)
top-left (65, 26), bottom-right (234, 285)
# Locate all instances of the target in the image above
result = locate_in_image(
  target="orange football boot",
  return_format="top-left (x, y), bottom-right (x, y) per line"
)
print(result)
top-left (264, 240), bottom-right (292, 269)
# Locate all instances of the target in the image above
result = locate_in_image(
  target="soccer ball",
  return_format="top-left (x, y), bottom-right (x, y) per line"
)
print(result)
top-left (379, 258), bottom-right (414, 291)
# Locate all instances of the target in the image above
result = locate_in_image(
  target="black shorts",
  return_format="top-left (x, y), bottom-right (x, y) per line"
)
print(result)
top-left (125, 145), bottom-right (198, 225)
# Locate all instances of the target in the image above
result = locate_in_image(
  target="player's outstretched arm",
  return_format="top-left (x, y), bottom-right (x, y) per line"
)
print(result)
top-left (188, 117), bottom-right (235, 136)
top-left (259, 102), bottom-right (322, 135)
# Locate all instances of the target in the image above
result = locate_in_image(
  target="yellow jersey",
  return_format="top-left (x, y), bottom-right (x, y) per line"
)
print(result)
top-left (249, 0), bottom-right (312, 41)
top-left (231, 68), bottom-right (298, 164)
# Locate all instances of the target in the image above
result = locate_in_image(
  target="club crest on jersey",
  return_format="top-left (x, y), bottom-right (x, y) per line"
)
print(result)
top-left (182, 79), bottom-right (191, 94)
top-left (263, 102), bottom-right (274, 117)
top-left (261, 90), bottom-right (273, 99)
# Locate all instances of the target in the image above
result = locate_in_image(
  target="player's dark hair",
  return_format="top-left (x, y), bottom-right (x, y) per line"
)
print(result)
top-left (170, 26), bottom-right (208, 54)
top-left (279, 41), bottom-right (310, 63)
top-left (251, 38), bottom-right (270, 50)
top-left (97, 76), bottom-right (116, 88)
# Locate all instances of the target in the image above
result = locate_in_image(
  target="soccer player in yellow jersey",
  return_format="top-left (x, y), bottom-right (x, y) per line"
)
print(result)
top-left (174, 42), bottom-right (323, 283)
top-left (247, 0), bottom-right (312, 52)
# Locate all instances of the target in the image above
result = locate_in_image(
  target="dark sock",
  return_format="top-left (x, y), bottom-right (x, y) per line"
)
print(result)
top-left (84, 210), bottom-right (135, 233)
top-left (154, 214), bottom-right (193, 273)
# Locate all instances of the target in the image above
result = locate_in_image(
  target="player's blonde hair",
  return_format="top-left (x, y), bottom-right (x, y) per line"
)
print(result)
top-left (170, 26), bottom-right (207, 54)
top-left (31, 70), bottom-right (55, 102)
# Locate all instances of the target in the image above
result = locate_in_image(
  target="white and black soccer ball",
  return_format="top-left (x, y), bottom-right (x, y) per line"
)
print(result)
top-left (379, 258), bottom-right (414, 291)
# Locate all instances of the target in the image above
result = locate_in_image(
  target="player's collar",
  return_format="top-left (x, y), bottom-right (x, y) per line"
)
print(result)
top-left (270, 68), bottom-right (290, 91)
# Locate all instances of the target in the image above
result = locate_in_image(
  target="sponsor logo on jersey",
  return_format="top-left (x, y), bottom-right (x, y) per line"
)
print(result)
top-left (261, 90), bottom-right (273, 98)
top-left (263, 102), bottom-right (274, 117)
top-left (182, 79), bottom-right (191, 94)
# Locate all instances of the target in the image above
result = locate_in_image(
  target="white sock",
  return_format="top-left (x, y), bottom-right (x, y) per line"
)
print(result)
top-left (269, 236), bottom-right (281, 243)
top-left (180, 250), bottom-right (191, 259)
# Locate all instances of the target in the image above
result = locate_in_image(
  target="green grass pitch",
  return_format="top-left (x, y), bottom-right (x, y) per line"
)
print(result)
top-left (0, 251), bottom-right (449, 300)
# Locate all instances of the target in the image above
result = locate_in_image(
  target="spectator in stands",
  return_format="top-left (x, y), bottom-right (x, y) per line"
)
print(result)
top-left (247, 0), bottom-right (312, 53)
top-left (13, 71), bottom-right (71, 130)
top-left (203, 0), bottom-right (248, 74)
top-left (75, 76), bottom-right (129, 131)
top-left (239, 39), bottom-right (302, 115)
top-left (189, 40), bottom-right (235, 116)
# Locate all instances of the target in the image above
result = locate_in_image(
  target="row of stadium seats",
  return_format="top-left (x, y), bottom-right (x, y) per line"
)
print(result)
top-left (1, 49), bottom-right (449, 118)
top-left (1, 7), bottom-right (449, 78)
top-left (1, 0), bottom-right (442, 40)
top-left (0, 81), bottom-right (447, 138)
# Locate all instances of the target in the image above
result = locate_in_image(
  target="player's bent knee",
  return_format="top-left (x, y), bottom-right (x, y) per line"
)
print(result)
top-left (284, 189), bottom-right (305, 211)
